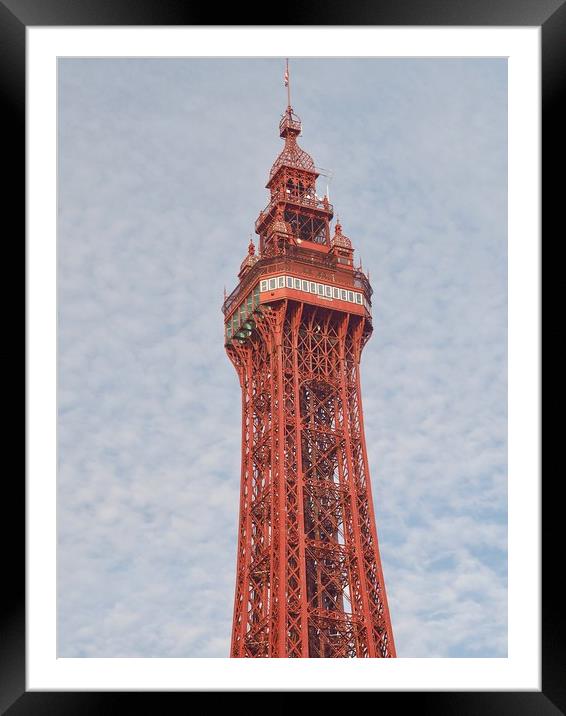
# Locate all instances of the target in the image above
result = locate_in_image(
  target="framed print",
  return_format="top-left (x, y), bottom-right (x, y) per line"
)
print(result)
top-left (8, 0), bottom-right (558, 710)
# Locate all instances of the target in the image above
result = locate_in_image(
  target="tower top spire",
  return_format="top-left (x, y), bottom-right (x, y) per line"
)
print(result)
top-left (284, 58), bottom-right (291, 110)
top-left (279, 58), bottom-right (301, 140)
top-left (269, 60), bottom-right (316, 182)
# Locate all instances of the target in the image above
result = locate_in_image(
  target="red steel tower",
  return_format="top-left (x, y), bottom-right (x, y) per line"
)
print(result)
top-left (223, 76), bottom-right (396, 658)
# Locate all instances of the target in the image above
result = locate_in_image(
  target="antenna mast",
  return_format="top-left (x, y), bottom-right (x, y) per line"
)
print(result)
top-left (285, 58), bottom-right (291, 109)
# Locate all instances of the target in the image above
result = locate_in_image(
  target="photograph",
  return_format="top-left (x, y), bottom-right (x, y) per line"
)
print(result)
top-left (56, 57), bottom-right (508, 660)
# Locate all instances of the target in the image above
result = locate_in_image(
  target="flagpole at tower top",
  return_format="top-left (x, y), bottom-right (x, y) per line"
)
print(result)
top-left (284, 58), bottom-right (291, 110)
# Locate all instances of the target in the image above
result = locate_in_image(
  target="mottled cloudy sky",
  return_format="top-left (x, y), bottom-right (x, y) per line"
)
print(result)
top-left (57, 58), bottom-right (507, 658)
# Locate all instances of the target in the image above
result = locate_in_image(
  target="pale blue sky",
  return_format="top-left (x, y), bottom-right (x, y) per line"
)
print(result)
top-left (57, 58), bottom-right (507, 658)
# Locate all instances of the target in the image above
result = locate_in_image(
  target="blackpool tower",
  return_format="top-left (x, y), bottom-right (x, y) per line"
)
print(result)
top-left (223, 66), bottom-right (396, 658)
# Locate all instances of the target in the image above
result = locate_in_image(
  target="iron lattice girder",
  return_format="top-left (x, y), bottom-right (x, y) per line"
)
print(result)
top-left (226, 300), bottom-right (396, 658)
top-left (255, 191), bottom-right (333, 237)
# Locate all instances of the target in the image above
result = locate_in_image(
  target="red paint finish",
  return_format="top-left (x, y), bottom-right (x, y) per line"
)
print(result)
top-left (223, 102), bottom-right (395, 658)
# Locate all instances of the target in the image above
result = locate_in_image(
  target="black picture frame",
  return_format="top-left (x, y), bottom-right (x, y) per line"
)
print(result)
top-left (8, 0), bottom-right (557, 711)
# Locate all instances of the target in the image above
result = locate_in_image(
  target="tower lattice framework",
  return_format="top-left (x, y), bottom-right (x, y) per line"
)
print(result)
top-left (223, 99), bottom-right (396, 658)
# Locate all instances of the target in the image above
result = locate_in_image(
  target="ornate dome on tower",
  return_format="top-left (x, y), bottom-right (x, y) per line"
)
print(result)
top-left (269, 205), bottom-right (293, 236)
top-left (331, 220), bottom-right (352, 249)
top-left (268, 107), bottom-right (316, 180)
top-left (238, 237), bottom-right (259, 277)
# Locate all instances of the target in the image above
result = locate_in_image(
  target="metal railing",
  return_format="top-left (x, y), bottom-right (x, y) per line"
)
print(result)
top-left (222, 253), bottom-right (372, 317)
top-left (279, 114), bottom-right (301, 136)
top-left (255, 190), bottom-right (333, 233)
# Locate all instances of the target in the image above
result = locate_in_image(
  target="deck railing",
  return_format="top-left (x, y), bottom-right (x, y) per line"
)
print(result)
top-left (222, 253), bottom-right (372, 317)
top-left (255, 190), bottom-right (333, 233)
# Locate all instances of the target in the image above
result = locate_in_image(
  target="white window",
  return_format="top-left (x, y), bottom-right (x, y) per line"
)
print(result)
top-left (260, 280), bottom-right (268, 292)
top-left (286, 276), bottom-right (293, 288)
top-left (294, 278), bottom-right (301, 290)
top-left (325, 285), bottom-right (332, 298)
top-left (355, 293), bottom-right (362, 304)
top-left (348, 291), bottom-right (354, 302)
top-left (317, 284), bottom-right (324, 295)
top-left (333, 287), bottom-right (339, 299)
top-left (278, 276), bottom-right (285, 288)
top-left (341, 289), bottom-right (347, 301)
top-left (269, 278), bottom-right (276, 290)
top-left (310, 282), bottom-right (316, 293)
top-left (302, 280), bottom-right (309, 292)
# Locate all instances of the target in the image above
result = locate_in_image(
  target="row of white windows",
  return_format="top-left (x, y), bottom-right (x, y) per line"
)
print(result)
top-left (259, 275), bottom-right (365, 307)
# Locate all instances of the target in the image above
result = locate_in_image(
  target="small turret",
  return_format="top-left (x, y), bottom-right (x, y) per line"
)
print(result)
top-left (330, 219), bottom-right (354, 269)
top-left (238, 237), bottom-right (259, 279)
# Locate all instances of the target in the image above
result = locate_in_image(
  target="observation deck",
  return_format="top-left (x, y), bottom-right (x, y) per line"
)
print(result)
top-left (222, 249), bottom-right (372, 321)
